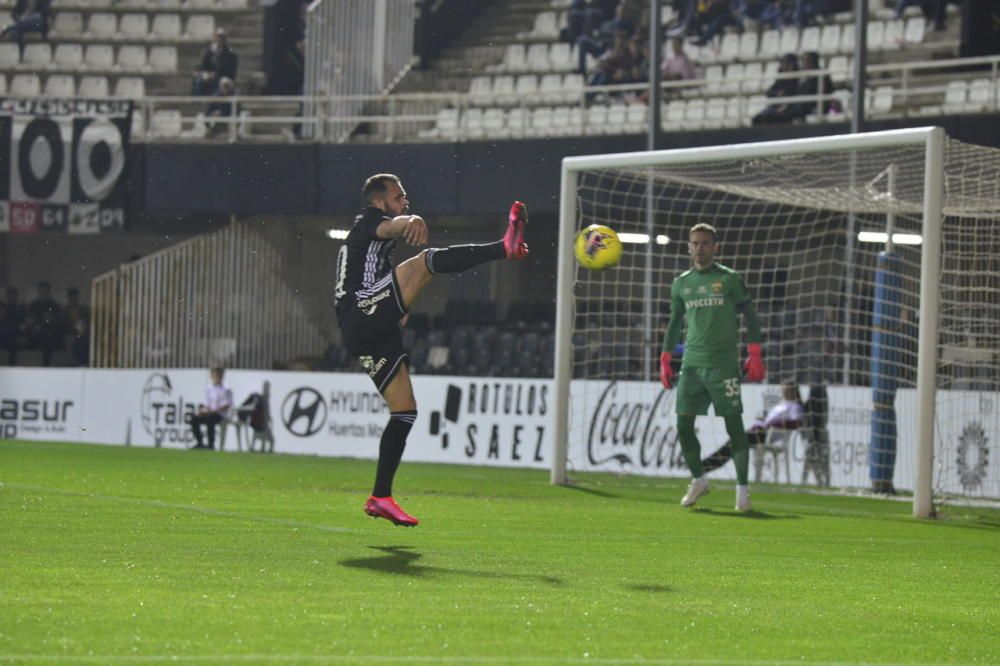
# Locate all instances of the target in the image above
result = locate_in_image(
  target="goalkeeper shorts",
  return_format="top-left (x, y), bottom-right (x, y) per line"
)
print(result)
top-left (675, 365), bottom-right (744, 417)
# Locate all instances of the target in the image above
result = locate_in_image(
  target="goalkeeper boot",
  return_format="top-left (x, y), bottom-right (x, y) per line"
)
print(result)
top-left (680, 476), bottom-right (709, 507)
top-left (735, 485), bottom-right (752, 512)
top-left (364, 496), bottom-right (419, 527)
top-left (504, 201), bottom-right (529, 259)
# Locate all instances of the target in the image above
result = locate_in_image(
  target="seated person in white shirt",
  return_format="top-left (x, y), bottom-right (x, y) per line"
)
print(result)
top-left (701, 379), bottom-right (804, 473)
top-left (189, 367), bottom-right (233, 450)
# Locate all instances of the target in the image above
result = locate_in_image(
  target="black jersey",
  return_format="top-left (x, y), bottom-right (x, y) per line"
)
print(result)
top-left (334, 207), bottom-right (396, 315)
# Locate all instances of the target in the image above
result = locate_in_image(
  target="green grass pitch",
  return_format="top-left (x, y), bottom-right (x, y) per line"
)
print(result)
top-left (1, 439), bottom-right (998, 665)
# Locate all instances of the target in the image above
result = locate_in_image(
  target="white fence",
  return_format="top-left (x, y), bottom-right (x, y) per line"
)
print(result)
top-left (91, 221), bottom-right (327, 369)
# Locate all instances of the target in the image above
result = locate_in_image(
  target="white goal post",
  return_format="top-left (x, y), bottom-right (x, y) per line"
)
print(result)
top-left (553, 127), bottom-right (1000, 518)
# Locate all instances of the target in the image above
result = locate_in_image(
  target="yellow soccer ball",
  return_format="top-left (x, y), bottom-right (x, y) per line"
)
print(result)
top-left (574, 224), bottom-right (623, 271)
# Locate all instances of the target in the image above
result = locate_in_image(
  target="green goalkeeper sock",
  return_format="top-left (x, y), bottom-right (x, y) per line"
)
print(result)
top-left (677, 414), bottom-right (704, 478)
top-left (725, 414), bottom-right (750, 485)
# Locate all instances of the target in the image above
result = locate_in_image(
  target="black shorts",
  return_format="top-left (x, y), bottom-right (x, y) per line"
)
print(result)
top-left (338, 271), bottom-right (409, 394)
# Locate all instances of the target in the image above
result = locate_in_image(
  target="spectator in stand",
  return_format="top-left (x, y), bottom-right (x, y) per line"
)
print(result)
top-left (691, 0), bottom-right (743, 46)
top-left (788, 51), bottom-right (837, 120)
top-left (207, 76), bottom-right (237, 136)
top-left (576, 4), bottom-right (634, 75)
top-left (792, 0), bottom-right (829, 27)
top-left (70, 318), bottom-right (89, 367)
top-left (661, 37), bottom-right (697, 81)
top-left (739, 0), bottom-right (788, 29)
top-left (63, 287), bottom-right (90, 333)
top-left (1, 287), bottom-right (25, 365)
top-left (188, 367), bottom-right (233, 450)
top-left (1, 0), bottom-right (51, 53)
top-left (752, 52), bottom-right (799, 125)
top-left (895, 0), bottom-right (949, 32)
top-left (193, 28), bottom-right (239, 96)
top-left (563, 0), bottom-right (605, 43)
top-left (37, 309), bottom-right (63, 366)
top-left (28, 281), bottom-right (60, 335)
top-left (587, 29), bottom-right (636, 100)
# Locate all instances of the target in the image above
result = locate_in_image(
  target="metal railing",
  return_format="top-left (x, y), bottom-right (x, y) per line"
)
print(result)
top-left (126, 54), bottom-right (1000, 143)
top-left (91, 220), bottom-right (328, 369)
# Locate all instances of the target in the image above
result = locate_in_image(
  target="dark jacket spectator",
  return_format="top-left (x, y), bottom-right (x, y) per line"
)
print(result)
top-left (193, 29), bottom-right (239, 96)
top-left (789, 51), bottom-right (837, 119)
top-left (1, 0), bottom-right (51, 51)
top-left (1, 287), bottom-right (26, 365)
top-left (63, 287), bottom-right (90, 334)
top-left (752, 53), bottom-right (800, 125)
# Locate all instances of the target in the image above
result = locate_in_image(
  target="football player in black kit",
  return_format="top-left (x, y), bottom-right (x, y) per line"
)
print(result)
top-left (334, 173), bottom-right (529, 526)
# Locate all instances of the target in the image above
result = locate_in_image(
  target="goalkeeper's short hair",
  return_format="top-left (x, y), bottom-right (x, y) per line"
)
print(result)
top-left (689, 223), bottom-right (717, 240)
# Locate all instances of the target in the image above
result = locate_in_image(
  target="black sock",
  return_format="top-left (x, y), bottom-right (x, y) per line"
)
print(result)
top-left (424, 242), bottom-right (506, 274)
top-left (372, 410), bottom-right (417, 497)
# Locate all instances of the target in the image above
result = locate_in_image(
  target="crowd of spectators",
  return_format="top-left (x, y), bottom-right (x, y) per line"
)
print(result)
top-left (561, 0), bottom-right (859, 119)
top-left (0, 282), bottom-right (91, 367)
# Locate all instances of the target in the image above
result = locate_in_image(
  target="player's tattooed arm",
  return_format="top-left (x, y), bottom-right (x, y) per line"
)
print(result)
top-left (376, 215), bottom-right (428, 245)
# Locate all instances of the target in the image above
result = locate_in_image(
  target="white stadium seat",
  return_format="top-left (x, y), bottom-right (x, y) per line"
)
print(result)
top-left (22, 43), bottom-right (52, 67)
top-left (151, 110), bottom-right (183, 138)
top-left (502, 44), bottom-right (527, 72)
top-left (44, 74), bottom-right (76, 97)
top-left (867, 20), bottom-right (886, 51)
top-left (120, 13), bottom-right (149, 38)
top-left (187, 15), bottom-right (216, 41)
top-left (904, 15), bottom-right (926, 43)
top-left (10, 74), bottom-right (41, 97)
top-left (52, 12), bottom-right (84, 36)
top-left (870, 85), bottom-right (893, 114)
top-left (506, 107), bottom-right (528, 135)
top-left (87, 13), bottom-right (117, 38)
top-left (492, 74), bottom-right (515, 105)
top-left (539, 73), bottom-right (563, 105)
top-left (118, 45), bottom-right (148, 71)
top-left (115, 76), bottom-right (146, 98)
top-left (529, 106), bottom-right (552, 137)
top-left (966, 78), bottom-right (993, 112)
top-left (514, 74), bottom-right (538, 97)
top-left (0, 43), bottom-right (19, 66)
top-left (468, 75), bottom-right (493, 105)
top-left (525, 43), bottom-right (549, 72)
top-left (778, 27), bottom-right (800, 55)
top-left (942, 80), bottom-right (967, 113)
top-left (605, 104), bottom-right (627, 133)
top-left (839, 24), bottom-right (855, 54)
top-left (54, 44), bottom-right (84, 69)
top-left (704, 65), bottom-right (723, 95)
top-left (819, 24), bottom-right (841, 55)
top-left (218, 0), bottom-right (248, 7)
top-left (482, 107), bottom-right (505, 137)
top-left (705, 98), bottom-right (726, 128)
top-left (625, 104), bottom-right (646, 132)
top-left (882, 19), bottom-right (904, 49)
top-left (85, 44), bottom-right (115, 69)
top-left (131, 109), bottom-right (145, 139)
top-left (722, 63), bottom-right (743, 95)
top-left (562, 73), bottom-right (583, 103)
top-left (188, 0), bottom-right (218, 8)
top-left (800, 26), bottom-right (820, 52)
top-left (78, 75), bottom-right (110, 98)
top-left (0, 74), bottom-right (6, 94)
top-left (683, 98), bottom-right (705, 130)
top-left (462, 108), bottom-right (484, 138)
top-left (759, 30), bottom-right (780, 59)
top-left (742, 62), bottom-right (764, 93)
top-left (725, 96), bottom-right (744, 127)
top-left (738, 32), bottom-right (758, 61)
top-left (87, 0), bottom-right (114, 7)
top-left (548, 42), bottom-right (572, 72)
top-left (149, 46), bottom-right (178, 72)
top-left (152, 14), bottom-right (182, 39)
top-left (530, 11), bottom-right (559, 39)
top-left (717, 33), bottom-right (739, 63)
top-left (585, 104), bottom-right (607, 134)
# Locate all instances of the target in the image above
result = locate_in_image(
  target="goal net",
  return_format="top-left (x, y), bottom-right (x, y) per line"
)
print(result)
top-left (553, 128), bottom-right (1000, 515)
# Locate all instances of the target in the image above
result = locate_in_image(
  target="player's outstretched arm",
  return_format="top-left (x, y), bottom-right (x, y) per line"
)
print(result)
top-left (376, 215), bottom-right (428, 246)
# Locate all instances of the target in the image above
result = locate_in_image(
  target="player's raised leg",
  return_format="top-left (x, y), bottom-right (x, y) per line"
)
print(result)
top-left (364, 363), bottom-right (420, 527)
top-left (394, 201), bottom-right (529, 310)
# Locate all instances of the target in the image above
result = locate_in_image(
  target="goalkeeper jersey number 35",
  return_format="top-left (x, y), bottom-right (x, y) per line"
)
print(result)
top-left (671, 263), bottom-right (751, 370)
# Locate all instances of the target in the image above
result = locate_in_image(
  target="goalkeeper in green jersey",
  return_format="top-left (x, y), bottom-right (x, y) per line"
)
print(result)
top-left (659, 223), bottom-right (766, 512)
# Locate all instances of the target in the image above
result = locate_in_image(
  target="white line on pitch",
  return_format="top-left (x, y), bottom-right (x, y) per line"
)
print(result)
top-left (0, 481), bottom-right (353, 534)
top-left (0, 656), bottom-right (944, 665)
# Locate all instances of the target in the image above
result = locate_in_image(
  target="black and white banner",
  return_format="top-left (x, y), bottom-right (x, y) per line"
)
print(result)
top-left (0, 98), bottom-right (131, 234)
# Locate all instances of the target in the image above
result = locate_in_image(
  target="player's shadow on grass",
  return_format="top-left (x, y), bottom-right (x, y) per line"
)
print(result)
top-left (340, 546), bottom-right (562, 585)
top-left (691, 507), bottom-right (798, 520)
top-left (625, 583), bottom-right (672, 593)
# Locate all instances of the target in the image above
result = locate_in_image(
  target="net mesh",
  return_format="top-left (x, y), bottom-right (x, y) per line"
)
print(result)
top-left (566, 139), bottom-right (1000, 500)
